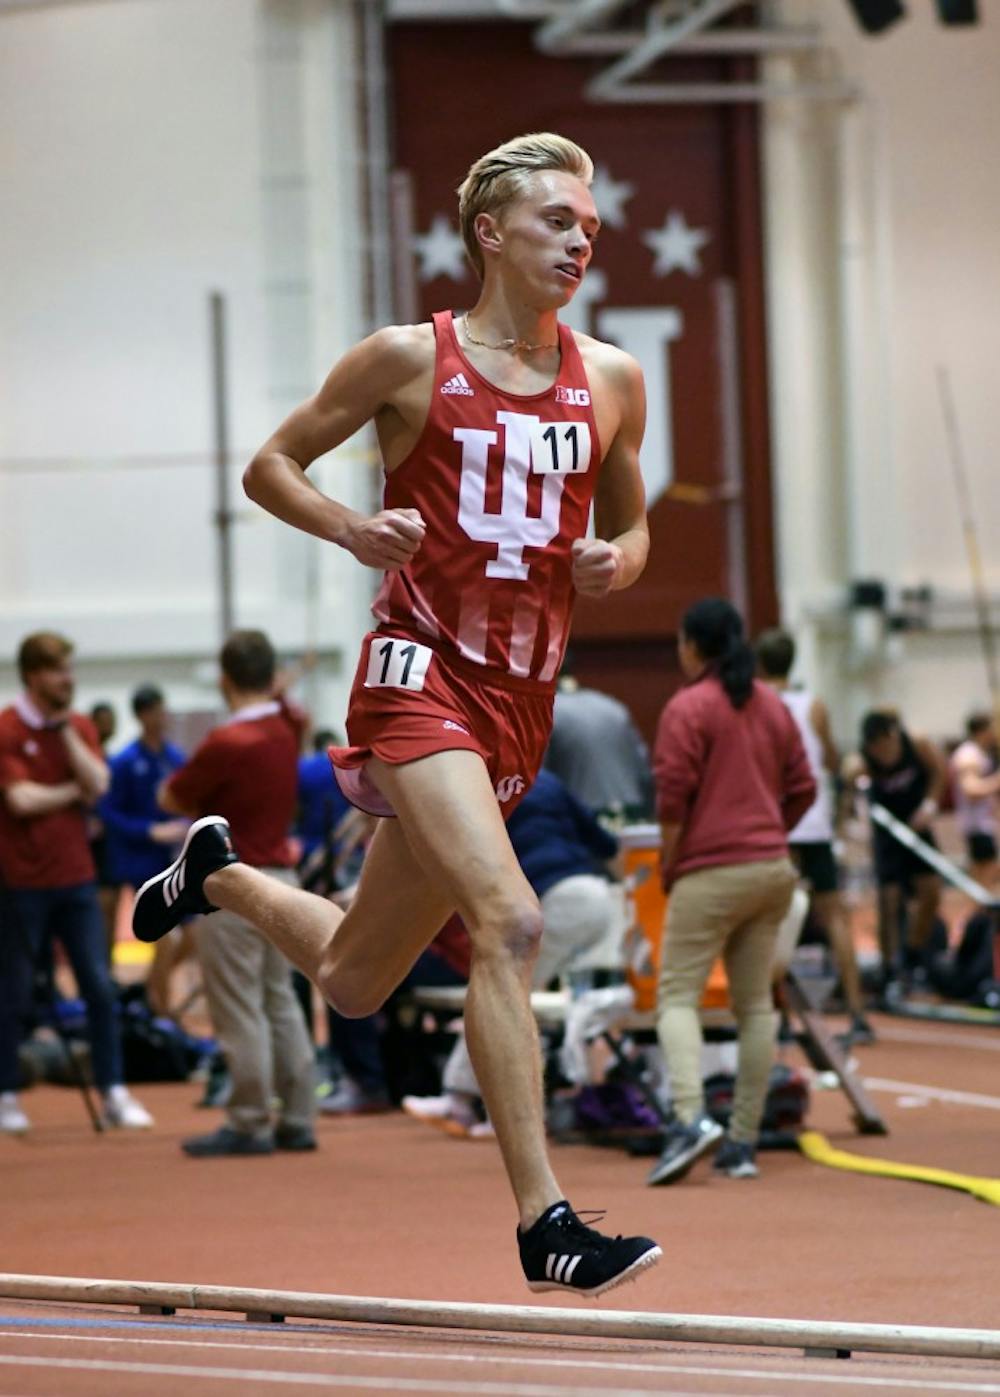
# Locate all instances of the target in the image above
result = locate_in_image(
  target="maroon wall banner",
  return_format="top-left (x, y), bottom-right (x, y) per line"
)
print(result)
top-left (388, 20), bottom-right (776, 737)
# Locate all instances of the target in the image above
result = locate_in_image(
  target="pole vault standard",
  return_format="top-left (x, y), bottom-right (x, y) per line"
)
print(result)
top-left (870, 801), bottom-right (1000, 1019)
top-left (1, 1274), bottom-right (999, 1362)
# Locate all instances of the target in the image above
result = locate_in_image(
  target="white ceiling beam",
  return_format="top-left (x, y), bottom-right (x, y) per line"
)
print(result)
top-left (587, 0), bottom-right (743, 98)
top-left (596, 80), bottom-right (858, 104)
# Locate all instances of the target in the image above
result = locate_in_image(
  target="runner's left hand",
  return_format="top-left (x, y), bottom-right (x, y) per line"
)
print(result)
top-left (571, 538), bottom-right (623, 597)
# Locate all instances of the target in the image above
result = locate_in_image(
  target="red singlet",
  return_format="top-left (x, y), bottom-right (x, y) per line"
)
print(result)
top-left (371, 311), bottom-right (602, 686)
top-left (331, 312), bottom-right (604, 818)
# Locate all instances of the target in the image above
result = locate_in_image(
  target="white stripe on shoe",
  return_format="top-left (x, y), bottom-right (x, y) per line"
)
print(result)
top-left (135, 815), bottom-right (231, 906)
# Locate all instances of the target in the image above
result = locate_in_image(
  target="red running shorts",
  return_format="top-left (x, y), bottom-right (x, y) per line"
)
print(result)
top-left (329, 631), bottom-right (554, 821)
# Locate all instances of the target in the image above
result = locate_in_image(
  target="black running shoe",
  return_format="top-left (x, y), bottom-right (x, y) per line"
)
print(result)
top-left (646, 1112), bottom-right (723, 1186)
top-left (132, 816), bottom-right (239, 943)
top-left (712, 1136), bottom-right (759, 1179)
top-left (518, 1201), bottom-right (661, 1297)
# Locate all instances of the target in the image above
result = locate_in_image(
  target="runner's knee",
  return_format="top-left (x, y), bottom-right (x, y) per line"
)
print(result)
top-left (317, 955), bottom-right (387, 1020)
top-left (470, 897), bottom-right (544, 967)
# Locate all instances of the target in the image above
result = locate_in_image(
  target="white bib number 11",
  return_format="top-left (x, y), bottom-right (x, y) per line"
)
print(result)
top-left (365, 637), bottom-right (433, 691)
top-left (530, 420), bottom-right (591, 474)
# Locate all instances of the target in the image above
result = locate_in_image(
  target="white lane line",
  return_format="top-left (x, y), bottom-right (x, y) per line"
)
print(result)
top-left (0, 1353), bottom-right (754, 1397)
top-left (1, 1329), bottom-right (999, 1393)
top-left (863, 1078), bottom-right (1000, 1110)
top-left (877, 1026), bottom-right (1000, 1054)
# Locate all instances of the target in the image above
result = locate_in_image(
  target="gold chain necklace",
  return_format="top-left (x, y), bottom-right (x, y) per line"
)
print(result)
top-left (461, 313), bottom-right (557, 354)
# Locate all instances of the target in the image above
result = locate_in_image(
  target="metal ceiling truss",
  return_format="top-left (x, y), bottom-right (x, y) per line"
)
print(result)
top-left (390, 1), bottom-right (855, 104)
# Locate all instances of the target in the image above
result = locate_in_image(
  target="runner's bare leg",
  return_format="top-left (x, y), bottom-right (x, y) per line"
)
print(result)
top-left (205, 748), bottom-right (564, 1226)
top-left (367, 750), bottom-right (563, 1228)
top-left (203, 817), bottom-right (455, 1010)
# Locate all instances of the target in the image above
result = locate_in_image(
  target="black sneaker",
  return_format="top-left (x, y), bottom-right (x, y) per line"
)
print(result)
top-left (712, 1136), bottom-right (759, 1179)
top-left (133, 816), bottom-right (239, 943)
top-left (836, 1014), bottom-right (877, 1050)
top-left (274, 1124), bottom-right (318, 1152)
top-left (518, 1201), bottom-right (661, 1297)
top-left (646, 1112), bottom-right (723, 1186)
top-left (181, 1126), bottom-right (274, 1158)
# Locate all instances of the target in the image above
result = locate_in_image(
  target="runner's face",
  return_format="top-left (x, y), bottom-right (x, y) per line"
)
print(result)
top-left (868, 731), bottom-right (902, 766)
top-left (491, 170), bottom-right (599, 306)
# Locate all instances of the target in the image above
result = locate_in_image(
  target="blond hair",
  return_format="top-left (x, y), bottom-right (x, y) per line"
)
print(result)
top-left (457, 132), bottom-right (594, 279)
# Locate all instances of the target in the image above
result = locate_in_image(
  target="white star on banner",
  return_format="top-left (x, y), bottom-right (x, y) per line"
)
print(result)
top-left (643, 209), bottom-right (710, 277)
top-left (412, 214), bottom-right (468, 283)
top-left (589, 163), bottom-right (634, 230)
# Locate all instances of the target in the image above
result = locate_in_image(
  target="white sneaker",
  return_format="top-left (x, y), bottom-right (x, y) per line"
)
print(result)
top-left (103, 1086), bottom-right (154, 1129)
top-left (0, 1093), bottom-right (30, 1135)
top-left (401, 1092), bottom-right (478, 1138)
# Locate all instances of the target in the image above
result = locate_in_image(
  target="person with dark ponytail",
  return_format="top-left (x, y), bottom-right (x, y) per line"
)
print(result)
top-left (647, 599), bottom-right (816, 1186)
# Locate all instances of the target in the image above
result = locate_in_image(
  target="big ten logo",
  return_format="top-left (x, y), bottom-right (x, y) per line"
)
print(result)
top-left (555, 386), bottom-right (591, 407)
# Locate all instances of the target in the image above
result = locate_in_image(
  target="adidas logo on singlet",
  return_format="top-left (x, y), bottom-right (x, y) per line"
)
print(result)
top-left (441, 372), bottom-right (474, 396)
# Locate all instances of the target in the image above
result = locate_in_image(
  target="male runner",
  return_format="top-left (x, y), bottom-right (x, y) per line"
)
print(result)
top-left (133, 132), bottom-right (660, 1294)
top-left (854, 711), bottom-right (945, 1000)
top-left (755, 628), bottom-right (873, 1044)
top-left (950, 711), bottom-right (1000, 885)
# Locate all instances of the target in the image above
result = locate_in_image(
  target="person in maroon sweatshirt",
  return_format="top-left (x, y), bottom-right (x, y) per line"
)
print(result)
top-left (647, 598), bottom-right (815, 1186)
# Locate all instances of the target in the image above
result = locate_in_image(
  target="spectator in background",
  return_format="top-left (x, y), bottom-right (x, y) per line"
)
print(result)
top-left (853, 711), bottom-right (945, 1001)
top-left (296, 728), bottom-right (353, 895)
top-left (88, 700), bottom-right (119, 952)
top-left (402, 767), bottom-right (620, 1137)
top-left (755, 628), bottom-right (873, 1046)
top-left (102, 686), bottom-right (188, 892)
top-left (158, 630), bottom-right (316, 1157)
top-left (102, 686), bottom-right (191, 1019)
top-left (0, 633), bottom-right (152, 1134)
top-left (648, 600), bottom-right (813, 1186)
top-left (950, 711), bottom-right (1000, 886)
top-left (545, 656), bottom-right (653, 820)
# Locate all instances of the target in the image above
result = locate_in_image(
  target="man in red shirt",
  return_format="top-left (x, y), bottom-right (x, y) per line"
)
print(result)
top-left (158, 630), bottom-right (316, 1157)
top-left (0, 632), bottom-right (152, 1134)
top-left (647, 599), bottom-right (815, 1186)
top-left (132, 133), bottom-right (659, 1293)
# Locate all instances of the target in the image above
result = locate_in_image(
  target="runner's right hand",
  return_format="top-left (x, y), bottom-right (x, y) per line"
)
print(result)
top-left (344, 508), bottom-right (425, 570)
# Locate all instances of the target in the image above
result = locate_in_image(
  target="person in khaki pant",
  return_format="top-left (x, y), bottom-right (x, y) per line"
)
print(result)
top-left (158, 630), bottom-right (316, 1157)
top-left (647, 599), bottom-right (815, 1186)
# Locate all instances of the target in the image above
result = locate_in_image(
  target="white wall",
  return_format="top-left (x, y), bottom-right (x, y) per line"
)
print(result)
top-left (764, 2), bottom-right (1000, 743)
top-left (0, 0), bottom-right (374, 741)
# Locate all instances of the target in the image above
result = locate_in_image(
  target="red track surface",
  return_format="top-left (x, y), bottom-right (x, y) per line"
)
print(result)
top-left (2, 1015), bottom-right (999, 1394)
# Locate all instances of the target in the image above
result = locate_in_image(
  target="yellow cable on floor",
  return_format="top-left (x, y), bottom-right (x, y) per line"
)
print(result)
top-left (799, 1131), bottom-right (1000, 1207)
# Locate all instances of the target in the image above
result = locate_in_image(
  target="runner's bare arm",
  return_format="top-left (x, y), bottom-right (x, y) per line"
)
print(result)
top-left (910, 734), bottom-right (947, 830)
top-left (572, 352), bottom-right (648, 597)
top-left (954, 748), bottom-right (1000, 800)
top-left (810, 697), bottom-right (840, 775)
top-left (244, 326), bottom-right (429, 570)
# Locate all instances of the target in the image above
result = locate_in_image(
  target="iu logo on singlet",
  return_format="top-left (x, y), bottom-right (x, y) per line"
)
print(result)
top-left (453, 409), bottom-right (592, 581)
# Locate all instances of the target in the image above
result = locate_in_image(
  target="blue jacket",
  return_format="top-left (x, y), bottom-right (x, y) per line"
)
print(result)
top-left (507, 769), bottom-right (619, 899)
top-left (100, 739), bottom-right (187, 887)
top-left (296, 752), bottom-right (351, 858)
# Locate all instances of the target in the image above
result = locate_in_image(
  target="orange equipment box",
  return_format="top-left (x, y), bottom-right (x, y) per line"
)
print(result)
top-left (620, 825), bottom-right (729, 1013)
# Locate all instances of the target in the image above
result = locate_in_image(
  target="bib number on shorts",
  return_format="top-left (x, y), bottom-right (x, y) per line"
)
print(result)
top-left (529, 421), bottom-right (591, 475)
top-left (365, 637), bottom-right (433, 692)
